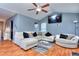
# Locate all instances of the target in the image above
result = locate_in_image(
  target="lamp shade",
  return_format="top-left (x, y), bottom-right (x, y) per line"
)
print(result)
top-left (73, 20), bottom-right (78, 23)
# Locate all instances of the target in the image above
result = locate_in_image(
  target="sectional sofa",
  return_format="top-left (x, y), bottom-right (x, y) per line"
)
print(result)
top-left (13, 31), bottom-right (79, 50)
top-left (13, 32), bottom-right (55, 50)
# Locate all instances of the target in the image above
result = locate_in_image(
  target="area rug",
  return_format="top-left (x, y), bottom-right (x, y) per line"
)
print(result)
top-left (72, 52), bottom-right (79, 56)
top-left (34, 40), bottom-right (54, 53)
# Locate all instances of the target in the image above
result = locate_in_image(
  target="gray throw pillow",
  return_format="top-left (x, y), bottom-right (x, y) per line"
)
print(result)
top-left (67, 34), bottom-right (75, 40)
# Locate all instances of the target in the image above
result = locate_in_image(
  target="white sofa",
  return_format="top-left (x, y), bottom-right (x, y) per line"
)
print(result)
top-left (13, 32), bottom-right (55, 50)
top-left (55, 34), bottom-right (79, 48)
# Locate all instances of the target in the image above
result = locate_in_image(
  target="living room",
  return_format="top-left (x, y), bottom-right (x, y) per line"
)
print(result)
top-left (0, 3), bottom-right (79, 56)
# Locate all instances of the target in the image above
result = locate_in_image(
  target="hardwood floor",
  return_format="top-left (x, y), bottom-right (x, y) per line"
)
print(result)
top-left (0, 40), bottom-right (79, 56)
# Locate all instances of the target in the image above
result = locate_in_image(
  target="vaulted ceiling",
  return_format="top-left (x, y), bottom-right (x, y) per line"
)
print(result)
top-left (0, 8), bottom-right (15, 21)
top-left (0, 3), bottom-right (79, 20)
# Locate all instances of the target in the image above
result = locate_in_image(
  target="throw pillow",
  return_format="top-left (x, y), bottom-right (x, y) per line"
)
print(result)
top-left (38, 32), bottom-right (42, 36)
top-left (60, 34), bottom-right (68, 39)
top-left (67, 34), bottom-right (75, 40)
top-left (28, 32), bottom-right (33, 38)
top-left (23, 32), bottom-right (29, 38)
top-left (33, 32), bottom-right (37, 37)
top-left (45, 32), bottom-right (52, 37)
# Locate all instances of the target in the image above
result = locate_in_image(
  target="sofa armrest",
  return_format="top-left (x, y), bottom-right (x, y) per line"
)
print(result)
top-left (71, 36), bottom-right (79, 43)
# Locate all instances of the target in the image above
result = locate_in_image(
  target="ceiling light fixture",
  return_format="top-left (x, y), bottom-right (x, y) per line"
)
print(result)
top-left (36, 6), bottom-right (42, 12)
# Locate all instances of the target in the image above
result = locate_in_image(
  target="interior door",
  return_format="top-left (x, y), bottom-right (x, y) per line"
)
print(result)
top-left (0, 22), bottom-right (3, 40)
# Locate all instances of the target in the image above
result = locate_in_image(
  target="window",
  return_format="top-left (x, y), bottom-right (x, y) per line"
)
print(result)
top-left (41, 23), bottom-right (47, 32)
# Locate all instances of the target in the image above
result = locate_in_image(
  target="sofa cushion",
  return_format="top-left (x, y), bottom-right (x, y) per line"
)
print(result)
top-left (60, 34), bottom-right (68, 39)
top-left (28, 32), bottom-right (33, 38)
top-left (23, 32), bottom-right (29, 38)
top-left (42, 36), bottom-right (55, 42)
top-left (15, 32), bottom-right (23, 39)
top-left (22, 38), bottom-right (38, 45)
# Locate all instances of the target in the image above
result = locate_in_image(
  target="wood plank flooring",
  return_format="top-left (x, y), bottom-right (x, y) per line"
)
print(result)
top-left (0, 40), bottom-right (79, 56)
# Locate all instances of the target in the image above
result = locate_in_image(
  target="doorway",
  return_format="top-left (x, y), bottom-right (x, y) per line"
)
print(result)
top-left (10, 20), bottom-right (13, 40)
top-left (0, 22), bottom-right (4, 41)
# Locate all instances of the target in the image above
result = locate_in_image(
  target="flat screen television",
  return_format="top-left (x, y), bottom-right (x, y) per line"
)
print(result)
top-left (48, 13), bottom-right (62, 23)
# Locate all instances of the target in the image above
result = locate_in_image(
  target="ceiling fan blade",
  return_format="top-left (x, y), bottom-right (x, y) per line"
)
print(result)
top-left (36, 11), bottom-right (39, 14)
top-left (27, 8), bottom-right (35, 11)
top-left (41, 4), bottom-right (49, 8)
top-left (42, 9), bottom-right (48, 13)
top-left (32, 3), bottom-right (38, 7)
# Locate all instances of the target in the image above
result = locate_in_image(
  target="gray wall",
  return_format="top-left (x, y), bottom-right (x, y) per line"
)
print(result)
top-left (13, 14), bottom-right (39, 32)
top-left (39, 13), bottom-right (79, 36)
top-left (11, 13), bottom-right (79, 36)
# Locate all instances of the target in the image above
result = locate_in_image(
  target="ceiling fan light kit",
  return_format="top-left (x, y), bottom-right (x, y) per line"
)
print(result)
top-left (36, 6), bottom-right (42, 12)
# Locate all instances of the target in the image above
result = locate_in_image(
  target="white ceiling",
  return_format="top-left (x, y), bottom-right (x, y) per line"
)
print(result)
top-left (0, 3), bottom-right (79, 20)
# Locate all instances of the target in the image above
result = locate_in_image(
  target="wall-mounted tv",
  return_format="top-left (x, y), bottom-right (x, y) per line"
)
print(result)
top-left (48, 13), bottom-right (62, 23)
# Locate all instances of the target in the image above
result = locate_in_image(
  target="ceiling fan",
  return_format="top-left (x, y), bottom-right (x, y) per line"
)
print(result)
top-left (27, 3), bottom-right (49, 14)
